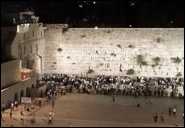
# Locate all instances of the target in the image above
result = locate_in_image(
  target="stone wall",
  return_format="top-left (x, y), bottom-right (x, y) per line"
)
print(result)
top-left (1, 60), bottom-right (21, 89)
top-left (1, 78), bottom-right (34, 107)
top-left (44, 25), bottom-right (184, 78)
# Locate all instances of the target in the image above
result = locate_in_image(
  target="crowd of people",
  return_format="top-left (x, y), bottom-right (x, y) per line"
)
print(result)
top-left (41, 73), bottom-right (184, 98)
top-left (40, 73), bottom-right (184, 124)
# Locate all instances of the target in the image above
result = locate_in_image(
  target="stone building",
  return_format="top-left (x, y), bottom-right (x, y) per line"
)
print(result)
top-left (1, 11), bottom-right (45, 108)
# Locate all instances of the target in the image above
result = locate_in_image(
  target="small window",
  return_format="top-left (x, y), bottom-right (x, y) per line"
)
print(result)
top-left (33, 32), bottom-right (34, 37)
top-left (18, 45), bottom-right (22, 59)
top-left (36, 44), bottom-right (38, 54)
top-left (23, 45), bottom-right (26, 54)
top-left (30, 45), bottom-right (32, 53)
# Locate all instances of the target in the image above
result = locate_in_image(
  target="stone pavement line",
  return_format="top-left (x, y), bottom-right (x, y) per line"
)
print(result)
top-left (2, 115), bottom-right (184, 127)
top-left (2, 95), bottom-right (184, 127)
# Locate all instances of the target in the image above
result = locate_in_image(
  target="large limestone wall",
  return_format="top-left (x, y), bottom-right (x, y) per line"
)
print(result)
top-left (44, 25), bottom-right (184, 77)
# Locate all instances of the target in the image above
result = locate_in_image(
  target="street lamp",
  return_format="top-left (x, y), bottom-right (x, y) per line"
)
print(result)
top-left (94, 26), bottom-right (98, 30)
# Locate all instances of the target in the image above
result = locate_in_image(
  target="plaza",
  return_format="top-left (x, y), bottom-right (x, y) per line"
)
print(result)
top-left (2, 93), bottom-right (184, 127)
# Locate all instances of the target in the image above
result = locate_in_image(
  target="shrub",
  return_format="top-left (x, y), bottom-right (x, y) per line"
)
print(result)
top-left (136, 55), bottom-right (148, 66)
top-left (117, 44), bottom-right (122, 49)
top-left (156, 37), bottom-right (162, 43)
top-left (57, 48), bottom-right (62, 52)
top-left (81, 34), bottom-right (86, 38)
top-left (152, 57), bottom-right (160, 65)
top-left (171, 57), bottom-right (181, 64)
top-left (127, 69), bottom-right (135, 75)
top-left (87, 69), bottom-right (94, 74)
top-left (110, 53), bottom-right (116, 57)
top-left (62, 27), bottom-right (69, 33)
top-left (106, 30), bottom-right (111, 33)
top-left (176, 72), bottom-right (182, 77)
top-left (128, 44), bottom-right (134, 48)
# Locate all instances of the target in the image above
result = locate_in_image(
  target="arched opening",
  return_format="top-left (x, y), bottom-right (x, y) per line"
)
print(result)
top-left (14, 93), bottom-right (18, 101)
top-left (26, 87), bottom-right (31, 97)
top-left (20, 90), bottom-right (24, 102)
top-left (32, 84), bottom-right (35, 88)
top-left (40, 90), bottom-right (43, 97)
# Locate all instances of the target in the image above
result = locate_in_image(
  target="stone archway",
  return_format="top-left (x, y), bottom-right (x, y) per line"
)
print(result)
top-left (14, 93), bottom-right (18, 101)
top-left (20, 89), bottom-right (24, 102)
top-left (40, 90), bottom-right (43, 97)
top-left (26, 87), bottom-right (31, 97)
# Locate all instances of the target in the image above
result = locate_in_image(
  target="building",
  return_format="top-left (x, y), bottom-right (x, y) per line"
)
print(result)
top-left (1, 10), bottom-right (45, 109)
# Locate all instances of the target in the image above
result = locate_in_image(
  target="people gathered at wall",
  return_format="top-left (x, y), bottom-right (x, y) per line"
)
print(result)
top-left (40, 73), bottom-right (184, 98)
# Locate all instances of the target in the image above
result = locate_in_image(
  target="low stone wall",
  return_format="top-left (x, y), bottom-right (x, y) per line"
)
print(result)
top-left (1, 78), bottom-right (34, 108)
top-left (1, 60), bottom-right (21, 89)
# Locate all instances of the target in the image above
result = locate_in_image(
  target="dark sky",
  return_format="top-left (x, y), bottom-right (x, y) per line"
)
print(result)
top-left (1, 0), bottom-right (184, 27)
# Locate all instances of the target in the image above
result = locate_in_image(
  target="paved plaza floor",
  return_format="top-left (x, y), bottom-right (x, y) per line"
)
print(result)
top-left (1, 93), bottom-right (184, 127)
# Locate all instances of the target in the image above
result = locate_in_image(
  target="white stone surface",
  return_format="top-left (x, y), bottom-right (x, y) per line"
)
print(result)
top-left (44, 26), bottom-right (184, 77)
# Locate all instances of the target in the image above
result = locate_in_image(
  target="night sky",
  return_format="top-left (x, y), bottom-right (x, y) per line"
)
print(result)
top-left (1, 0), bottom-right (184, 27)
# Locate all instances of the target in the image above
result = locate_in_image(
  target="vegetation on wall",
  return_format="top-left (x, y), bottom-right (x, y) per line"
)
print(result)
top-left (57, 48), bottom-right (62, 52)
top-left (110, 53), bottom-right (116, 57)
top-left (96, 50), bottom-right (99, 54)
top-left (176, 72), bottom-right (182, 77)
top-left (136, 55), bottom-right (148, 66)
top-left (106, 30), bottom-right (111, 33)
top-left (128, 44), bottom-right (134, 48)
top-left (171, 57), bottom-right (181, 64)
top-left (81, 34), bottom-right (86, 38)
top-left (62, 27), bottom-right (69, 33)
top-left (117, 44), bottom-right (122, 49)
top-left (126, 69), bottom-right (135, 75)
top-left (156, 37), bottom-right (162, 43)
top-left (87, 69), bottom-right (94, 74)
top-left (152, 56), bottom-right (160, 66)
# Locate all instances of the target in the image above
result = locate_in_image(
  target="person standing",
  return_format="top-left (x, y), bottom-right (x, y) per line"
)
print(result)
top-left (153, 113), bottom-right (158, 123)
top-left (183, 112), bottom-right (184, 119)
top-left (15, 101), bottom-right (18, 109)
top-left (1, 112), bottom-right (3, 122)
top-left (11, 102), bottom-right (14, 111)
top-left (112, 94), bottom-right (115, 103)
top-left (173, 107), bottom-right (177, 117)
top-left (160, 113), bottom-right (165, 122)
top-left (10, 109), bottom-right (13, 119)
top-left (20, 110), bottom-right (24, 124)
top-left (48, 111), bottom-right (53, 124)
top-left (169, 107), bottom-right (172, 116)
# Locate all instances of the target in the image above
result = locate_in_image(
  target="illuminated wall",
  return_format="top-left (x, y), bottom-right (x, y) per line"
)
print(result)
top-left (44, 25), bottom-right (184, 77)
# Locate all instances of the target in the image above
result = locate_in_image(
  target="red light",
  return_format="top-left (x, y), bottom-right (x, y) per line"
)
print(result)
top-left (23, 74), bottom-right (26, 79)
